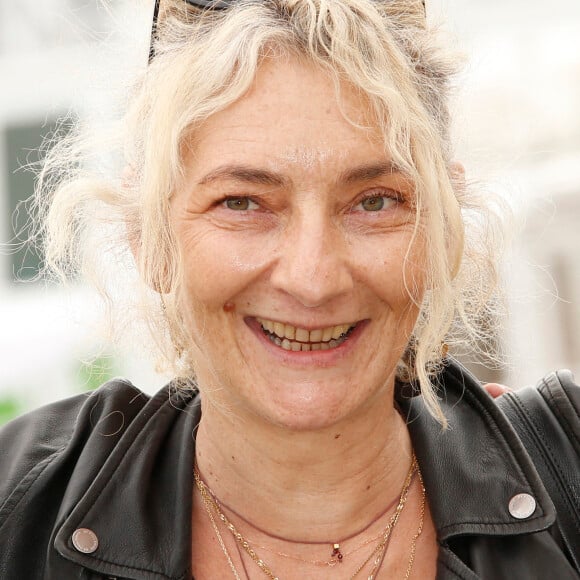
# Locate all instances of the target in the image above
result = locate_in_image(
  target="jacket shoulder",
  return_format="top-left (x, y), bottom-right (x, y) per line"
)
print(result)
top-left (0, 379), bottom-right (150, 517)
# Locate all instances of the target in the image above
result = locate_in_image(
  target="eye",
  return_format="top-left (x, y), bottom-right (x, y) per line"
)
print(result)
top-left (355, 194), bottom-right (398, 212)
top-left (223, 197), bottom-right (259, 211)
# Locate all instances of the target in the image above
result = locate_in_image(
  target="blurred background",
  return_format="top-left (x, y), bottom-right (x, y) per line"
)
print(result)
top-left (0, 0), bottom-right (579, 423)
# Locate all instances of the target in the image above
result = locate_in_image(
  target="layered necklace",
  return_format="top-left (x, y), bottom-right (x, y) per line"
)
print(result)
top-left (193, 454), bottom-right (425, 580)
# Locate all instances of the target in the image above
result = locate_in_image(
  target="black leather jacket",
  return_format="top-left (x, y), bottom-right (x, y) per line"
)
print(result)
top-left (0, 361), bottom-right (577, 580)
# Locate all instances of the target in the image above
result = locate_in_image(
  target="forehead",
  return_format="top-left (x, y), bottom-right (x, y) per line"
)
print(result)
top-left (188, 57), bottom-right (387, 172)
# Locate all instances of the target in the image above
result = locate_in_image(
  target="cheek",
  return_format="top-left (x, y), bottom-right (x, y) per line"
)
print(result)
top-left (174, 223), bottom-right (279, 330)
top-left (353, 231), bottom-right (425, 304)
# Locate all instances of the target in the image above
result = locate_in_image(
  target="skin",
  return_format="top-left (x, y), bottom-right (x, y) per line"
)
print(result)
top-left (170, 58), bottom-right (438, 578)
top-left (484, 383), bottom-right (511, 398)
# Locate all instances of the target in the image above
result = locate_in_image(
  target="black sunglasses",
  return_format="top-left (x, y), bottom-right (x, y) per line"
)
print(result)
top-left (150, 0), bottom-right (230, 61)
top-left (149, 0), bottom-right (426, 61)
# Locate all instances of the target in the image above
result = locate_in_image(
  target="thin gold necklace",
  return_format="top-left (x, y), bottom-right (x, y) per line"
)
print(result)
top-left (218, 489), bottom-right (401, 568)
top-left (196, 480), bottom-right (243, 580)
top-left (404, 466), bottom-right (426, 579)
top-left (364, 465), bottom-right (426, 580)
top-left (251, 524), bottom-right (390, 568)
top-left (194, 454), bottom-right (420, 579)
top-left (347, 457), bottom-right (419, 579)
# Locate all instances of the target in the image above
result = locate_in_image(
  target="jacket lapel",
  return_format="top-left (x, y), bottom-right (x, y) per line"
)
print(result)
top-left (398, 360), bottom-right (556, 542)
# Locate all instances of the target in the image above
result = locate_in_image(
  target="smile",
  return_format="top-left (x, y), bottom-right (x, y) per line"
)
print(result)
top-left (256, 318), bottom-right (356, 352)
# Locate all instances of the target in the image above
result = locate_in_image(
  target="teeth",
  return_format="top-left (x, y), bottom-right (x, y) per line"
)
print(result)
top-left (295, 328), bottom-right (309, 342)
top-left (309, 329), bottom-right (323, 342)
top-left (332, 324), bottom-right (350, 340)
top-left (257, 317), bottom-right (356, 352)
top-left (257, 319), bottom-right (353, 342)
top-left (321, 326), bottom-right (333, 342)
top-left (274, 322), bottom-right (285, 338)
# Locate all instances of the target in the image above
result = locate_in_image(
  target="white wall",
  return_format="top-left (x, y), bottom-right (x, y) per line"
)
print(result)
top-left (432, 0), bottom-right (580, 385)
top-left (0, 0), bottom-right (164, 411)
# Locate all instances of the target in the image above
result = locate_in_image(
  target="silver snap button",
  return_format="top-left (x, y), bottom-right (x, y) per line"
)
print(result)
top-left (72, 528), bottom-right (99, 554)
top-left (509, 493), bottom-right (536, 519)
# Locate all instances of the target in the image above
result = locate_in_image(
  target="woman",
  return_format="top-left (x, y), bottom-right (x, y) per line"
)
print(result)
top-left (0, 1), bottom-right (577, 578)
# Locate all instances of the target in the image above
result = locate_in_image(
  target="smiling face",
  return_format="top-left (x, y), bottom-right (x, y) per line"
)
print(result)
top-left (170, 58), bottom-right (425, 430)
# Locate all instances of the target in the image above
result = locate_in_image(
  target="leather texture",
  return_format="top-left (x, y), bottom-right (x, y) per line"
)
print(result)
top-left (497, 370), bottom-right (580, 571)
top-left (0, 361), bottom-right (578, 579)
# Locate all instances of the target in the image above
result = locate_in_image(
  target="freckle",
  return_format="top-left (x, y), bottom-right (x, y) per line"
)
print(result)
top-left (231, 455), bottom-right (236, 461)
top-left (334, 433), bottom-right (341, 439)
top-left (223, 302), bottom-right (236, 313)
top-left (366, 485), bottom-right (371, 491)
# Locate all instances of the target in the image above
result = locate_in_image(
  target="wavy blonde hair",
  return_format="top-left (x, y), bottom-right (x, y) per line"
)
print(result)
top-left (35, 0), bottom-right (506, 425)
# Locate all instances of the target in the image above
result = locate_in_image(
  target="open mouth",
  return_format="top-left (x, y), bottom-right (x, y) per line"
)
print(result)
top-left (256, 318), bottom-right (357, 352)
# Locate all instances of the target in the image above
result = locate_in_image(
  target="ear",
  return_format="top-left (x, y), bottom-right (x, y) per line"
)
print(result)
top-left (449, 161), bottom-right (466, 188)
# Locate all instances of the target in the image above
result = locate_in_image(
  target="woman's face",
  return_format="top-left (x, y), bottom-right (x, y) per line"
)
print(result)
top-left (170, 58), bottom-right (425, 430)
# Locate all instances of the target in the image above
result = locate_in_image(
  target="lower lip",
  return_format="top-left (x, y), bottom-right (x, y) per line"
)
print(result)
top-left (245, 318), bottom-right (368, 367)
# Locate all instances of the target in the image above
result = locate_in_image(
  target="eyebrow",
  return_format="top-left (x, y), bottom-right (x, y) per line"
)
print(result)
top-left (197, 165), bottom-right (288, 188)
top-left (196, 161), bottom-right (403, 188)
top-left (338, 161), bottom-right (403, 184)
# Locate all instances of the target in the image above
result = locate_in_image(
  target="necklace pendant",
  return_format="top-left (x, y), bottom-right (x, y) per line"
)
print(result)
top-left (331, 543), bottom-right (344, 562)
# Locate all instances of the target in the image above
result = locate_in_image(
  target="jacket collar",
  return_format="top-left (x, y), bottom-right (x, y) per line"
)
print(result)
top-left (397, 359), bottom-right (556, 541)
top-left (55, 360), bottom-right (555, 579)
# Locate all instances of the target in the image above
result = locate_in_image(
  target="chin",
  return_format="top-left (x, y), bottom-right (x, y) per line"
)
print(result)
top-left (253, 381), bottom-right (373, 432)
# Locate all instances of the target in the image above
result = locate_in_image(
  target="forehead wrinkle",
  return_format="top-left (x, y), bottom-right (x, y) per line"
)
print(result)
top-left (278, 146), bottom-right (338, 168)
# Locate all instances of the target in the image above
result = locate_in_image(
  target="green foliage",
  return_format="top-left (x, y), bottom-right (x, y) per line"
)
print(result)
top-left (77, 355), bottom-right (119, 392)
top-left (0, 397), bottom-right (24, 426)
top-left (0, 355), bottom-right (121, 426)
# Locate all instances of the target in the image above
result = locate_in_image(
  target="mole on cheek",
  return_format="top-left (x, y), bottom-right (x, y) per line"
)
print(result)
top-left (223, 302), bottom-right (236, 313)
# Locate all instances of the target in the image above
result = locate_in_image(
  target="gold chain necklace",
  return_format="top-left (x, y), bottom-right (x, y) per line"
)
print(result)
top-left (194, 454), bottom-right (422, 580)
top-left (219, 487), bottom-right (402, 568)
top-left (251, 524), bottom-right (389, 568)
top-left (348, 457), bottom-right (419, 579)
top-left (196, 479), bottom-right (243, 580)
top-left (365, 464), bottom-right (426, 580)
top-left (404, 466), bottom-right (426, 580)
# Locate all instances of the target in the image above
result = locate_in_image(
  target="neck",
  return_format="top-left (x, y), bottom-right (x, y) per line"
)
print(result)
top-left (194, 391), bottom-right (413, 542)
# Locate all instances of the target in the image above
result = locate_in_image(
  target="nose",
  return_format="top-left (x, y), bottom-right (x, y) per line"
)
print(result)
top-left (270, 213), bottom-right (354, 308)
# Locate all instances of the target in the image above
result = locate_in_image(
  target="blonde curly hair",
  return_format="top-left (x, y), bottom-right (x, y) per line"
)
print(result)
top-left (34, 0), bottom-right (506, 425)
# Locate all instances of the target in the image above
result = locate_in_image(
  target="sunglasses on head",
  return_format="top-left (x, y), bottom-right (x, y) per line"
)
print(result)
top-left (149, 0), bottom-right (229, 60)
top-left (149, 0), bottom-right (426, 61)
